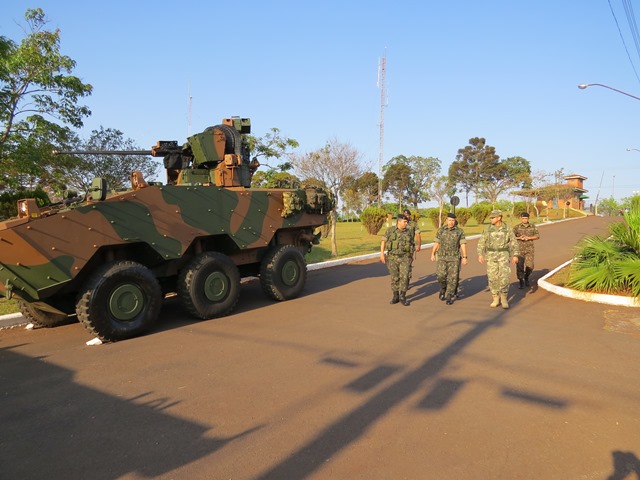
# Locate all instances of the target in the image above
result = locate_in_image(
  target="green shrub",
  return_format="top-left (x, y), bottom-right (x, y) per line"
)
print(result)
top-left (470, 203), bottom-right (492, 225)
top-left (426, 208), bottom-right (447, 228)
top-left (455, 207), bottom-right (472, 226)
top-left (360, 206), bottom-right (388, 235)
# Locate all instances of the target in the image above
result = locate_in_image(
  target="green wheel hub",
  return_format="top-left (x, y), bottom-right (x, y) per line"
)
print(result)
top-left (204, 271), bottom-right (228, 301)
top-left (281, 259), bottom-right (300, 286)
top-left (108, 284), bottom-right (144, 321)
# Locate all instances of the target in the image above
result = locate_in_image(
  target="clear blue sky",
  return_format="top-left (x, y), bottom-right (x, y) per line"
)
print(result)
top-left (2, 1), bottom-right (640, 204)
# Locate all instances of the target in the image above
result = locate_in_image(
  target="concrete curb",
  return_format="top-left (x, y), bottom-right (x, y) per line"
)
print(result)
top-left (537, 259), bottom-right (640, 308)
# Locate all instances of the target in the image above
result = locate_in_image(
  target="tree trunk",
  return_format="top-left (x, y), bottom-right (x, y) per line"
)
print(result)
top-left (330, 210), bottom-right (338, 256)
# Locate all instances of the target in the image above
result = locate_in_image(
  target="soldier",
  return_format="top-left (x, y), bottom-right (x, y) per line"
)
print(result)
top-left (513, 211), bottom-right (540, 288)
top-left (477, 209), bottom-right (519, 309)
top-left (403, 209), bottom-right (421, 282)
top-left (380, 213), bottom-right (415, 306)
top-left (431, 213), bottom-right (467, 305)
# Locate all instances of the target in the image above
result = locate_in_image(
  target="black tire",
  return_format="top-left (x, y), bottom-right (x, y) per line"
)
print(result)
top-left (18, 300), bottom-right (69, 328)
top-left (260, 245), bottom-right (307, 301)
top-left (177, 252), bottom-right (241, 319)
top-left (75, 261), bottom-right (162, 342)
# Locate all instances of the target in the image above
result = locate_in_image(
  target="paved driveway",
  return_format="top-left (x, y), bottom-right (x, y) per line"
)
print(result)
top-left (1, 215), bottom-right (639, 479)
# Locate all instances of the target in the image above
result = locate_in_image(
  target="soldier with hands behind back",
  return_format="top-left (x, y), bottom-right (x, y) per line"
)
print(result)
top-left (431, 213), bottom-right (467, 305)
top-left (513, 211), bottom-right (539, 288)
top-left (380, 213), bottom-right (415, 306)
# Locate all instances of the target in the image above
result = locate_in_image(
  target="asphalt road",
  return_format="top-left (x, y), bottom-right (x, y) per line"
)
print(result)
top-left (1, 215), bottom-right (639, 480)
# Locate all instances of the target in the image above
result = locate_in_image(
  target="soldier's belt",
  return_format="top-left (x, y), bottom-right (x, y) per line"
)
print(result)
top-left (388, 252), bottom-right (411, 256)
top-left (486, 248), bottom-right (509, 252)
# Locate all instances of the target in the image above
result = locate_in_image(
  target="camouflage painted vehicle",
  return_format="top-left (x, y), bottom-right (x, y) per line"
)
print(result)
top-left (0, 117), bottom-right (333, 341)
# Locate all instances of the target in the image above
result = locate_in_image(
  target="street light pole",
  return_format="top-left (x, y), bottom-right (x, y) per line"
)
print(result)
top-left (578, 83), bottom-right (640, 101)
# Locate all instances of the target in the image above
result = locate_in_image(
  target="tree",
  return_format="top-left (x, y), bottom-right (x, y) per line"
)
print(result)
top-left (60, 127), bottom-right (159, 192)
top-left (355, 171), bottom-right (380, 207)
top-left (291, 138), bottom-right (363, 256)
top-left (448, 137), bottom-right (500, 206)
top-left (248, 127), bottom-right (299, 188)
top-left (382, 155), bottom-right (441, 208)
top-left (427, 175), bottom-right (455, 228)
top-left (0, 8), bottom-right (93, 190)
top-left (478, 156), bottom-right (531, 205)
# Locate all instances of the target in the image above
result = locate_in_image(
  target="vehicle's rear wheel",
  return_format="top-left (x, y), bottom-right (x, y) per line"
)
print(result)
top-left (75, 261), bottom-right (162, 342)
top-left (260, 245), bottom-right (307, 301)
top-left (18, 300), bottom-right (69, 328)
top-left (178, 252), bottom-right (240, 319)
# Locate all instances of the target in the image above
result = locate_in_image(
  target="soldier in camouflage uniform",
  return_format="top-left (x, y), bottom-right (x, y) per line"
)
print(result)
top-left (513, 211), bottom-right (540, 289)
top-left (431, 213), bottom-right (467, 305)
top-left (477, 209), bottom-right (519, 309)
top-left (380, 213), bottom-right (415, 306)
top-left (403, 209), bottom-right (422, 282)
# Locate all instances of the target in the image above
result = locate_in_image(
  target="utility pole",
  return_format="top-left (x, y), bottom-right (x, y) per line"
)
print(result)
top-left (377, 50), bottom-right (387, 207)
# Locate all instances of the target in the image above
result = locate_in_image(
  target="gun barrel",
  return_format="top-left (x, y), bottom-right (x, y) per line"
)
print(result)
top-left (53, 150), bottom-right (153, 156)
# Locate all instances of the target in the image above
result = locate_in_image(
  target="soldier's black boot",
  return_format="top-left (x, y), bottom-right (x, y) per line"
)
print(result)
top-left (438, 288), bottom-right (446, 301)
top-left (445, 295), bottom-right (453, 305)
top-left (525, 268), bottom-right (532, 287)
top-left (399, 292), bottom-right (410, 306)
top-left (524, 277), bottom-right (530, 287)
top-left (390, 292), bottom-right (399, 304)
top-left (518, 279), bottom-right (524, 289)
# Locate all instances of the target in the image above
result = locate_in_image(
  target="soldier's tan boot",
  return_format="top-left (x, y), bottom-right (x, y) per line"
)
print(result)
top-left (490, 294), bottom-right (500, 308)
top-left (500, 292), bottom-right (509, 309)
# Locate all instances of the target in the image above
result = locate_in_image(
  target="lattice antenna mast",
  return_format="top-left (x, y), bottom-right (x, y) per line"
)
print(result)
top-left (187, 82), bottom-right (193, 136)
top-left (377, 50), bottom-right (387, 207)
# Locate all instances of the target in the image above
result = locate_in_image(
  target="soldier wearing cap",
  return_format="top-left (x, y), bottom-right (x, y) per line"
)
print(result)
top-left (513, 211), bottom-right (540, 288)
top-left (431, 212), bottom-right (467, 305)
top-left (380, 213), bottom-right (414, 306)
top-left (477, 209), bottom-right (519, 308)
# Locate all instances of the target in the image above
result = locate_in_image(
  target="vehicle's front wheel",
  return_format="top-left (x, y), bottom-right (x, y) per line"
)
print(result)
top-left (177, 252), bottom-right (241, 319)
top-left (75, 261), bottom-right (162, 342)
top-left (260, 245), bottom-right (307, 301)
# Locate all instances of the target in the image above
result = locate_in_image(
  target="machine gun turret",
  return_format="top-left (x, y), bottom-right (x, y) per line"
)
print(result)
top-left (55, 117), bottom-right (260, 187)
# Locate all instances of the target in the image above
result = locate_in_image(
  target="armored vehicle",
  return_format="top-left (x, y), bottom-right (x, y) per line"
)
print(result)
top-left (0, 117), bottom-right (332, 341)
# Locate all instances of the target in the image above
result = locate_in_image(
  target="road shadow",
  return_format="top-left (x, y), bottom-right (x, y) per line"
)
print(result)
top-left (0, 346), bottom-right (261, 479)
top-left (608, 450), bottom-right (640, 480)
top-left (254, 308), bottom-right (571, 479)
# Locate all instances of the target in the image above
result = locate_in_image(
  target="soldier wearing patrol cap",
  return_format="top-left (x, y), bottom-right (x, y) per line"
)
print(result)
top-left (513, 211), bottom-right (540, 288)
top-left (477, 209), bottom-right (519, 308)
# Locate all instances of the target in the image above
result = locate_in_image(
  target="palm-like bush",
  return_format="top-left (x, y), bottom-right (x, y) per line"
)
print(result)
top-left (567, 199), bottom-right (640, 297)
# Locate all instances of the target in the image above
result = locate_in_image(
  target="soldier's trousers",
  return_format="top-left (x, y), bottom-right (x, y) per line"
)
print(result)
top-left (516, 253), bottom-right (534, 280)
top-left (386, 254), bottom-right (411, 293)
top-left (436, 258), bottom-right (460, 297)
top-left (485, 251), bottom-right (511, 294)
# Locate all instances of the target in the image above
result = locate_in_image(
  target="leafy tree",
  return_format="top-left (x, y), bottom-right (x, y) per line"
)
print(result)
top-left (248, 127), bottom-right (299, 188)
top-left (0, 8), bottom-right (92, 190)
top-left (478, 156), bottom-right (531, 205)
top-left (597, 197), bottom-right (621, 217)
top-left (382, 155), bottom-right (441, 209)
top-left (470, 203), bottom-right (492, 225)
top-left (59, 127), bottom-right (159, 192)
top-left (355, 171), bottom-right (380, 207)
top-left (427, 175), bottom-right (455, 228)
top-left (455, 207), bottom-right (472, 226)
top-left (449, 137), bottom-right (499, 206)
top-left (291, 138), bottom-right (363, 256)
